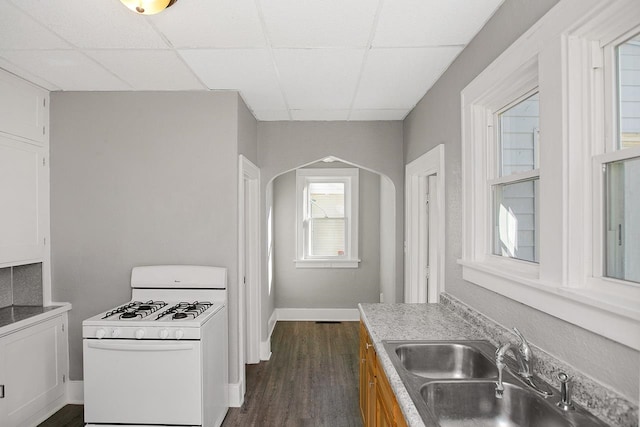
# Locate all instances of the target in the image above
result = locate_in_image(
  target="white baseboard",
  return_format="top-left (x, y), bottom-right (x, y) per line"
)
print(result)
top-left (228, 381), bottom-right (244, 408)
top-left (268, 309), bottom-right (277, 337)
top-left (275, 308), bottom-right (360, 321)
top-left (67, 380), bottom-right (84, 404)
top-left (25, 395), bottom-right (67, 427)
top-left (260, 338), bottom-right (272, 361)
top-left (259, 310), bottom-right (277, 361)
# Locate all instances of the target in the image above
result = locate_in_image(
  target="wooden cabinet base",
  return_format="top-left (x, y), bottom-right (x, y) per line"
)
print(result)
top-left (359, 320), bottom-right (408, 427)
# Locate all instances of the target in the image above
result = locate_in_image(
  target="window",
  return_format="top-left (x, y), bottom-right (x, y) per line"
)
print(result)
top-left (600, 32), bottom-right (640, 284)
top-left (295, 168), bottom-right (359, 268)
top-left (492, 92), bottom-right (540, 263)
top-left (460, 0), bottom-right (640, 351)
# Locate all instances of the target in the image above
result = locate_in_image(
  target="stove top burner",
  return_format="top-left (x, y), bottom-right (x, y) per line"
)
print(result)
top-left (156, 301), bottom-right (213, 321)
top-left (120, 312), bottom-right (139, 319)
top-left (103, 300), bottom-right (167, 320)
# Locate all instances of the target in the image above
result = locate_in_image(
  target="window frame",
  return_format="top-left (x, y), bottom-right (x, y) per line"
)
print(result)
top-left (589, 27), bottom-right (640, 293)
top-left (295, 168), bottom-right (360, 268)
top-left (460, 0), bottom-right (640, 351)
top-left (490, 89), bottom-right (541, 264)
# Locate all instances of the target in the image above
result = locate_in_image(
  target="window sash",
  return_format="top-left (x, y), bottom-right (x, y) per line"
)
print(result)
top-left (492, 177), bottom-right (540, 263)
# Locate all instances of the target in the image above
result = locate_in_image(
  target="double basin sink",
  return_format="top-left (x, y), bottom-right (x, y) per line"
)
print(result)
top-left (382, 340), bottom-right (606, 427)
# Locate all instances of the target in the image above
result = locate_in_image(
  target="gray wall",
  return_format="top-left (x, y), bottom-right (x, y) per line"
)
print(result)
top-left (50, 91), bottom-right (247, 383)
top-left (237, 96), bottom-right (258, 165)
top-left (272, 164), bottom-right (381, 309)
top-left (403, 0), bottom-right (639, 401)
top-left (257, 121), bottom-right (404, 328)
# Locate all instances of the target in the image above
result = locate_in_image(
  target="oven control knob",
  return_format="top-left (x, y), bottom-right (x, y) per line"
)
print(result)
top-left (159, 329), bottom-right (169, 339)
top-left (135, 329), bottom-right (145, 340)
top-left (175, 329), bottom-right (184, 340)
top-left (96, 328), bottom-right (106, 339)
top-left (111, 328), bottom-right (121, 338)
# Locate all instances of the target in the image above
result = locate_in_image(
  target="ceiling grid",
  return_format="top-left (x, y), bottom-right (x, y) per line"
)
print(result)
top-left (0, 0), bottom-right (504, 121)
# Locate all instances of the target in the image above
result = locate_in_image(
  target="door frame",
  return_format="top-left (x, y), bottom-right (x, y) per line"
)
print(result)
top-left (238, 155), bottom-right (261, 402)
top-left (405, 144), bottom-right (445, 303)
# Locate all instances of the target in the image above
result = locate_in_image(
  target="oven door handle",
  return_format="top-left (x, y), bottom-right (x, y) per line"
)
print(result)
top-left (87, 341), bottom-right (195, 352)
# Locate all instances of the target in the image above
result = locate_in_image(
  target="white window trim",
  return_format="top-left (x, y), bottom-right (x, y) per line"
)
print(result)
top-left (295, 168), bottom-right (360, 268)
top-left (461, 0), bottom-right (640, 350)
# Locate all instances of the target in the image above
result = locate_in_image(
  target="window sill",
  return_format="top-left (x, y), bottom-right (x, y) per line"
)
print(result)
top-left (458, 259), bottom-right (640, 350)
top-left (294, 259), bottom-right (360, 269)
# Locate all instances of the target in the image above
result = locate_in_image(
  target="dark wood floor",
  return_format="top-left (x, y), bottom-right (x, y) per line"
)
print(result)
top-left (39, 321), bottom-right (362, 427)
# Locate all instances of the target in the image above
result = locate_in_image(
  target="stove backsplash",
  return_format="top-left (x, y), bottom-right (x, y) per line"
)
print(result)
top-left (0, 262), bottom-right (43, 308)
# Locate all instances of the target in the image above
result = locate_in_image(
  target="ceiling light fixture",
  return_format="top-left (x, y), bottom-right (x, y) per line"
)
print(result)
top-left (120, 0), bottom-right (177, 15)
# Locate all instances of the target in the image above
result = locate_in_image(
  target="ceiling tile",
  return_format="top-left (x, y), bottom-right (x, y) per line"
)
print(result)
top-left (86, 50), bottom-right (205, 90)
top-left (151, 0), bottom-right (266, 48)
top-left (291, 110), bottom-right (349, 121)
top-left (179, 49), bottom-right (286, 111)
top-left (373, 0), bottom-right (504, 47)
top-left (0, 1), bottom-right (70, 50)
top-left (274, 49), bottom-right (365, 110)
top-left (259, 0), bottom-right (379, 48)
top-left (0, 57), bottom-right (60, 90)
top-left (9, 0), bottom-right (168, 49)
top-left (353, 47), bottom-right (462, 110)
top-left (349, 109), bottom-right (408, 121)
top-left (0, 50), bottom-right (129, 90)
top-left (253, 110), bottom-right (290, 121)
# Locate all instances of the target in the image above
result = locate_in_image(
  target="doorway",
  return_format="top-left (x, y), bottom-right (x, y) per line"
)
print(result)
top-left (237, 155), bottom-right (260, 406)
top-left (405, 145), bottom-right (445, 303)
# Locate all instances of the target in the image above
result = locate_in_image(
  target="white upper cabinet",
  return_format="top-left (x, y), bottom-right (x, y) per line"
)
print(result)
top-left (0, 136), bottom-right (46, 265)
top-left (0, 72), bottom-right (48, 146)
top-left (0, 71), bottom-right (49, 267)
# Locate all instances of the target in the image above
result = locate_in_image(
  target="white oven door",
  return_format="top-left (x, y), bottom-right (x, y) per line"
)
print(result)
top-left (83, 339), bottom-right (202, 425)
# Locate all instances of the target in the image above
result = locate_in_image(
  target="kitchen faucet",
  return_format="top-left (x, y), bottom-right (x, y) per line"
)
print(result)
top-left (494, 327), bottom-right (552, 398)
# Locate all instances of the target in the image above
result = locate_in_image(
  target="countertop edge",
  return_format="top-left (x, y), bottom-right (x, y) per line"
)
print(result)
top-left (0, 303), bottom-right (72, 338)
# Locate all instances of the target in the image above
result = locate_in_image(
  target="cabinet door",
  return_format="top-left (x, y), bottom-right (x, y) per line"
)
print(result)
top-left (359, 325), bottom-right (367, 423)
top-left (376, 389), bottom-right (393, 427)
top-left (0, 135), bottom-right (46, 266)
top-left (366, 361), bottom-right (376, 426)
top-left (0, 316), bottom-right (67, 427)
top-left (0, 72), bottom-right (47, 145)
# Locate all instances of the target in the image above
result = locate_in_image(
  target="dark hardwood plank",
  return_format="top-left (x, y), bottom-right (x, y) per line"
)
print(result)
top-left (222, 321), bottom-right (363, 427)
top-left (38, 321), bottom-right (362, 427)
top-left (38, 404), bottom-right (83, 427)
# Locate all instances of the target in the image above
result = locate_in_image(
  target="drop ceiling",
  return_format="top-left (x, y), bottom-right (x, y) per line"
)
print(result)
top-left (0, 0), bottom-right (503, 121)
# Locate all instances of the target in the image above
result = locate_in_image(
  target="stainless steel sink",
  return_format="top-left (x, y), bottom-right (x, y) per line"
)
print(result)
top-left (422, 381), bottom-right (569, 427)
top-left (382, 340), bottom-right (607, 427)
top-left (393, 342), bottom-right (497, 379)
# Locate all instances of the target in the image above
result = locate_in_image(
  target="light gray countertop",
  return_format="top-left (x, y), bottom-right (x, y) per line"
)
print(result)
top-left (0, 304), bottom-right (72, 338)
top-left (358, 302), bottom-right (488, 427)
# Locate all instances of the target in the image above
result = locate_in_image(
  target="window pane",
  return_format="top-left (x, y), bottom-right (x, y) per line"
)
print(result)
top-left (618, 34), bottom-right (640, 150)
top-left (493, 179), bottom-right (539, 263)
top-left (309, 218), bottom-right (345, 257)
top-left (605, 156), bottom-right (640, 283)
top-left (309, 182), bottom-right (344, 218)
top-left (499, 93), bottom-right (539, 176)
top-left (308, 182), bottom-right (346, 257)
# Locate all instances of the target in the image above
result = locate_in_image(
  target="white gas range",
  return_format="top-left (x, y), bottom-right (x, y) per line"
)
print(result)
top-left (82, 265), bottom-right (229, 427)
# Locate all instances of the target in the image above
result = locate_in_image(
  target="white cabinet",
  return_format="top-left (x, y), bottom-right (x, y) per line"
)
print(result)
top-left (0, 136), bottom-right (47, 266)
top-left (0, 71), bottom-right (49, 268)
top-left (0, 72), bottom-right (47, 145)
top-left (0, 315), bottom-right (68, 427)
